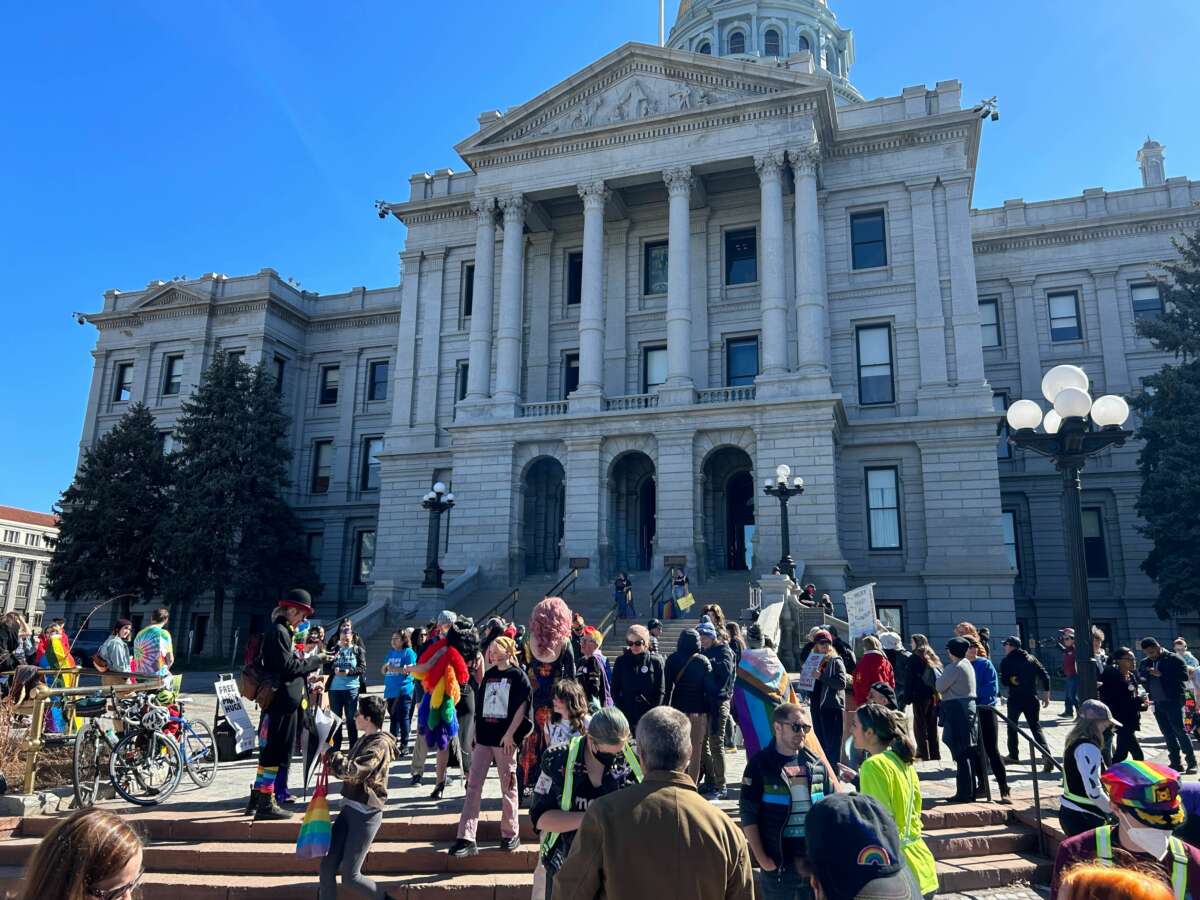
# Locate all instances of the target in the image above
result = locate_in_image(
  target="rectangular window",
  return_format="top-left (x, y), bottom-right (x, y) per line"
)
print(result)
top-left (563, 353), bottom-right (580, 399)
top-left (876, 605), bottom-right (904, 636)
top-left (0, 558), bottom-right (10, 572)
top-left (354, 530), bottom-right (376, 585)
top-left (367, 360), bottom-right (389, 402)
top-left (856, 324), bottom-right (894, 405)
top-left (273, 356), bottom-right (286, 395)
top-left (724, 228), bottom-right (758, 285)
top-left (319, 365), bottom-right (340, 405)
top-left (225, 350), bottom-right (245, 366)
top-left (725, 337), bottom-right (759, 387)
top-left (566, 251), bottom-right (584, 306)
top-left (1131, 283), bottom-right (1164, 321)
top-left (994, 392), bottom-right (1011, 459)
top-left (1048, 291), bottom-right (1082, 342)
top-left (24, 533), bottom-right (37, 547)
top-left (642, 346), bottom-right (668, 393)
top-left (311, 441), bottom-right (333, 494)
top-left (15, 583), bottom-right (28, 600)
top-left (979, 299), bottom-right (1001, 348)
top-left (1001, 510), bottom-right (1019, 573)
top-left (866, 467), bottom-right (901, 550)
top-left (159, 431), bottom-right (176, 455)
top-left (456, 361), bottom-right (470, 402)
top-left (850, 210), bottom-right (888, 270)
top-left (643, 241), bottom-right (669, 295)
top-left (461, 263), bottom-right (475, 319)
top-left (112, 363), bottom-right (134, 403)
top-left (2, 530), bottom-right (17, 544)
top-left (161, 354), bottom-right (184, 396)
top-left (361, 437), bottom-right (383, 491)
top-left (306, 532), bottom-right (324, 567)
top-left (19, 560), bottom-right (33, 576)
top-left (1082, 507), bottom-right (1110, 579)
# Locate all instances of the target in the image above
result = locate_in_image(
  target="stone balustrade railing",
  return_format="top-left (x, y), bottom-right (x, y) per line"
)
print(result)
top-left (603, 393), bottom-right (660, 411)
top-left (519, 400), bottom-right (569, 418)
top-left (697, 385), bottom-right (756, 404)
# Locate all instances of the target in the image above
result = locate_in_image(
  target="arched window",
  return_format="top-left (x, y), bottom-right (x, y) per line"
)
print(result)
top-left (728, 31), bottom-right (745, 55)
top-left (764, 28), bottom-right (780, 57)
top-left (697, 40), bottom-right (711, 55)
top-left (797, 34), bottom-right (810, 52)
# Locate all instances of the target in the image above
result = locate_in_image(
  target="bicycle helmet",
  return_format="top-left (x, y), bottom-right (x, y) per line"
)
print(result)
top-left (141, 705), bottom-right (170, 731)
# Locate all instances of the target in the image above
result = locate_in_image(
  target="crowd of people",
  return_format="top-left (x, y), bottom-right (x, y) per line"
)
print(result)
top-left (19, 584), bottom-right (1200, 900)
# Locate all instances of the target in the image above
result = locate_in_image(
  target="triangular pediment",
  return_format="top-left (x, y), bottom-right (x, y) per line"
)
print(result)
top-left (134, 283), bottom-right (209, 311)
top-left (457, 43), bottom-right (832, 158)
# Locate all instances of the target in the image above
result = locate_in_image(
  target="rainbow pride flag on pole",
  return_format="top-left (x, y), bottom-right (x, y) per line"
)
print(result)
top-left (296, 756), bottom-right (332, 859)
top-left (731, 647), bottom-right (797, 760)
top-left (37, 631), bottom-right (77, 734)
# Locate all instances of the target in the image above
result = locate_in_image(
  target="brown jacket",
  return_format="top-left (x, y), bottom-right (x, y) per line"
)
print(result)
top-left (329, 731), bottom-right (396, 811)
top-left (553, 769), bottom-right (755, 900)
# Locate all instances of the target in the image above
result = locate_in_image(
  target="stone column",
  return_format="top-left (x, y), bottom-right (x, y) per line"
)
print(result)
top-left (1092, 269), bottom-right (1132, 394)
top-left (562, 437), bottom-right (604, 585)
top-left (661, 166), bottom-right (695, 405)
top-left (1009, 278), bottom-right (1043, 399)
top-left (464, 197), bottom-right (497, 403)
top-left (944, 178), bottom-right (987, 387)
top-left (755, 149), bottom-right (789, 380)
top-left (604, 220), bottom-right (630, 397)
top-left (493, 194), bottom-right (527, 414)
top-left (573, 180), bottom-right (608, 412)
top-left (790, 142), bottom-right (831, 391)
top-left (389, 250), bottom-right (423, 437)
top-left (413, 249), bottom-right (447, 434)
top-left (908, 179), bottom-right (950, 411)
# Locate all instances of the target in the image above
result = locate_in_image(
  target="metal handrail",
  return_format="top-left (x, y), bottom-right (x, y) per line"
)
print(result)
top-left (480, 588), bottom-right (520, 624)
top-left (649, 571), bottom-right (672, 614)
top-left (546, 568), bottom-right (579, 599)
top-left (978, 702), bottom-right (1062, 857)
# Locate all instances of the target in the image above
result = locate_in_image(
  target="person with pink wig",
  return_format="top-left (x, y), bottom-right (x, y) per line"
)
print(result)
top-left (518, 596), bottom-right (577, 796)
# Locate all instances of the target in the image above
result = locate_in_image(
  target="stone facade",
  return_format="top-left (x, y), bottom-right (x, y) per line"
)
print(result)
top-left (0, 506), bottom-right (58, 627)
top-left (68, 1), bottom-right (1199, 654)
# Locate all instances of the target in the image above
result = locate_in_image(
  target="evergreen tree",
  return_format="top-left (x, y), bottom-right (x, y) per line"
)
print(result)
top-left (1133, 228), bottom-right (1200, 616)
top-left (162, 353), bottom-right (318, 657)
top-left (48, 403), bottom-right (174, 622)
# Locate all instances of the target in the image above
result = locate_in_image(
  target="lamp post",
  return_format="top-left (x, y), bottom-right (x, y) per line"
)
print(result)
top-left (763, 464), bottom-right (805, 580)
top-left (420, 482), bottom-right (455, 589)
top-left (1005, 364), bottom-right (1132, 702)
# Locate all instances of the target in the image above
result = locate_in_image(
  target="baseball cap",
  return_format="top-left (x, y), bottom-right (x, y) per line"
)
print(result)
top-left (114, 618), bottom-right (133, 630)
top-left (1078, 698), bottom-right (1121, 729)
top-left (878, 632), bottom-right (902, 651)
top-left (869, 682), bottom-right (898, 708)
top-left (806, 793), bottom-right (922, 900)
top-left (647, 618), bottom-right (662, 630)
top-left (1002, 635), bottom-right (1022, 649)
top-left (813, 629), bottom-right (833, 644)
top-left (1102, 760), bottom-right (1185, 829)
top-left (697, 622), bottom-right (718, 639)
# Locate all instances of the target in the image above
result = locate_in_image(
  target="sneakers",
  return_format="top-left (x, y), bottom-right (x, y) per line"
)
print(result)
top-left (702, 787), bottom-right (728, 801)
top-left (1187, 761), bottom-right (1198, 775)
top-left (449, 839), bottom-right (478, 858)
top-left (498, 836), bottom-right (520, 852)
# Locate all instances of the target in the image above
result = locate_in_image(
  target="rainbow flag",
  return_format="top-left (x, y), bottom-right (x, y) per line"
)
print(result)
top-left (731, 648), bottom-right (797, 760)
top-left (296, 757), bottom-right (332, 859)
top-left (37, 632), bottom-right (77, 734)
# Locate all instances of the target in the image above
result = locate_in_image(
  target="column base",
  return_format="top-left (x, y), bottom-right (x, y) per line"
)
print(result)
top-left (568, 388), bottom-right (605, 414)
top-left (454, 398), bottom-right (491, 422)
top-left (793, 369), bottom-right (833, 396)
top-left (656, 382), bottom-right (695, 407)
top-left (489, 396), bottom-right (522, 419)
top-left (754, 371), bottom-right (803, 400)
top-left (383, 425), bottom-right (437, 452)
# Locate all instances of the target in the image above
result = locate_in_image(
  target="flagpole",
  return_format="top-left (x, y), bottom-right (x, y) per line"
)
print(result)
top-left (659, 0), bottom-right (665, 46)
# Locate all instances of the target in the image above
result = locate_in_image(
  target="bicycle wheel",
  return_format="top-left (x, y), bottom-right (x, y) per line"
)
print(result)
top-left (109, 730), bottom-right (184, 806)
top-left (182, 719), bottom-right (219, 787)
top-left (72, 723), bottom-right (106, 809)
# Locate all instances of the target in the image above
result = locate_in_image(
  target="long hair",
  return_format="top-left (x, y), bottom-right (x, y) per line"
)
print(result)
top-left (702, 604), bottom-right (726, 633)
top-left (553, 679), bottom-right (589, 735)
top-left (1058, 862), bottom-right (1172, 900)
top-left (911, 633), bottom-right (942, 668)
top-left (17, 808), bottom-right (142, 900)
top-left (1064, 715), bottom-right (1108, 750)
top-left (530, 597), bottom-right (572, 663)
top-left (857, 703), bottom-right (917, 765)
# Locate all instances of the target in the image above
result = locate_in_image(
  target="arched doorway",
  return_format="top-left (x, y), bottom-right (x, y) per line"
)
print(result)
top-left (609, 452), bottom-right (656, 572)
top-left (702, 447), bottom-right (755, 572)
top-left (522, 457), bottom-right (565, 575)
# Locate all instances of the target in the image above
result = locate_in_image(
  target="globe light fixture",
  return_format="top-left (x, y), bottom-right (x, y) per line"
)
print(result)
top-left (763, 467), bottom-right (805, 580)
top-left (1005, 399), bottom-right (1043, 431)
top-left (1090, 395), bottom-right (1131, 429)
top-left (1043, 410), bottom-right (1063, 435)
top-left (775, 463), bottom-right (791, 483)
top-left (1053, 386), bottom-right (1093, 420)
top-left (1040, 365), bottom-right (1090, 404)
top-left (421, 484), bottom-right (457, 589)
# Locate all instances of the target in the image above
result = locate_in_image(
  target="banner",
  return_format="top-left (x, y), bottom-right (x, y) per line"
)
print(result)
top-left (214, 674), bottom-right (257, 755)
top-left (843, 583), bottom-right (878, 642)
top-left (795, 649), bottom-right (824, 693)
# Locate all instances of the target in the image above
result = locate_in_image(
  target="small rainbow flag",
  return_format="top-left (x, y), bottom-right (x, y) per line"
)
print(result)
top-left (296, 757), bottom-right (332, 859)
top-left (37, 632), bottom-right (77, 734)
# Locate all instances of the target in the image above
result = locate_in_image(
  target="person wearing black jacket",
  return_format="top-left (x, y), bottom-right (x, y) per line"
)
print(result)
top-left (1099, 647), bottom-right (1143, 762)
top-left (998, 636), bottom-right (1052, 768)
top-left (699, 622), bottom-right (736, 800)
top-left (611, 624), bottom-right (664, 732)
top-left (1139, 637), bottom-right (1196, 772)
top-left (247, 590), bottom-right (325, 820)
top-left (665, 628), bottom-right (712, 787)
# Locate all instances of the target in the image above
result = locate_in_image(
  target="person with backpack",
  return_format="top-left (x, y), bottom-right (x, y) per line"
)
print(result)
top-left (664, 628), bottom-right (712, 787)
top-left (809, 629), bottom-right (850, 768)
top-left (906, 635), bottom-right (941, 761)
top-left (698, 621), bottom-right (736, 800)
top-left (879, 631), bottom-right (911, 712)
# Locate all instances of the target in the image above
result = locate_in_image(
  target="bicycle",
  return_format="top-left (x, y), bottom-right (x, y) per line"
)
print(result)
top-left (167, 695), bottom-right (219, 787)
top-left (71, 688), bottom-right (147, 809)
top-left (108, 701), bottom-right (185, 806)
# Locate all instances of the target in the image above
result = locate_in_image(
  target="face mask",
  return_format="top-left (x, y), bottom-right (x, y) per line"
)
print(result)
top-left (591, 747), bottom-right (619, 767)
top-left (1123, 824), bottom-right (1171, 858)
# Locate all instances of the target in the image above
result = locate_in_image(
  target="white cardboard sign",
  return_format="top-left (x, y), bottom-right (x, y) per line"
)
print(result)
top-left (843, 583), bottom-right (879, 642)
top-left (214, 675), bottom-right (257, 755)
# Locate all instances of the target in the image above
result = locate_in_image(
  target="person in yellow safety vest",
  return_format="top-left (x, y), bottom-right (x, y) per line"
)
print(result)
top-left (1051, 761), bottom-right (1200, 900)
top-left (1059, 700), bottom-right (1118, 837)
top-left (529, 707), bottom-right (643, 900)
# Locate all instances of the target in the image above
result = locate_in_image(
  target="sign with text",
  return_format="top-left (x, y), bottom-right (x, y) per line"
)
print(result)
top-left (214, 674), bottom-right (257, 755)
top-left (795, 649), bottom-right (825, 693)
top-left (843, 583), bottom-right (879, 642)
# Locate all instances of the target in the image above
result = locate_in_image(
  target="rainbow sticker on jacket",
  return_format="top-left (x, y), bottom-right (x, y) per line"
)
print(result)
top-left (857, 845), bottom-right (892, 867)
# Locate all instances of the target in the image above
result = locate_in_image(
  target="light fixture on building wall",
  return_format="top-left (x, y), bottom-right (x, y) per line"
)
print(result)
top-left (763, 464), bottom-right (805, 580)
top-left (1005, 364), bottom-right (1131, 701)
top-left (420, 482), bottom-right (456, 589)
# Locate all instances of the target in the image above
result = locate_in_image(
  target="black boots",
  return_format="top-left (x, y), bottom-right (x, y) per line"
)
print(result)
top-left (250, 792), bottom-right (291, 820)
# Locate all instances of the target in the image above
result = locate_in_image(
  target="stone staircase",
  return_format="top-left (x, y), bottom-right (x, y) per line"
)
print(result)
top-left (0, 800), bottom-right (1051, 898)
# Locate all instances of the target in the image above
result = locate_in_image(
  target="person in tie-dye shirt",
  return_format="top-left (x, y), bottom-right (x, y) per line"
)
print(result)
top-left (132, 607), bottom-right (175, 686)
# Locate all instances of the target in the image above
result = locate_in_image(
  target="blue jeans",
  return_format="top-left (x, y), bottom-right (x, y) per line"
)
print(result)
top-left (389, 692), bottom-right (413, 746)
top-left (757, 867), bottom-right (812, 900)
top-left (329, 689), bottom-right (359, 751)
top-left (1153, 700), bottom-right (1195, 766)
top-left (1063, 674), bottom-right (1079, 715)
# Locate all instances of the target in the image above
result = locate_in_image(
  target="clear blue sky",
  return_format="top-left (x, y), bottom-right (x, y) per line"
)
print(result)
top-left (2, 1), bottom-right (1197, 513)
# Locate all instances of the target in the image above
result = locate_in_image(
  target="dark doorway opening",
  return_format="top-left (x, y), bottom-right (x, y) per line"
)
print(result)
top-left (701, 446), bottom-right (755, 573)
top-left (725, 470), bottom-right (755, 570)
top-left (610, 452), bottom-right (657, 572)
top-left (522, 457), bottom-right (566, 575)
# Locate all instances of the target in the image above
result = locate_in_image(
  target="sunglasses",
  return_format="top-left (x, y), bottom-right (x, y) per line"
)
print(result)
top-left (783, 722), bottom-right (811, 734)
top-left (88, 870), bottom-right (144, 900)
top-left (626, 639), bottom-right (646, 647)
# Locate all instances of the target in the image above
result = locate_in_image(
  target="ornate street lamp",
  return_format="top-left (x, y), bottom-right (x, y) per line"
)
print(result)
top-left (420, 482), bottom-right (455, 589)
top-left (1006, 365), bottom-right (1132, 702)
top-left (763, 464), bottom-right (805, 580)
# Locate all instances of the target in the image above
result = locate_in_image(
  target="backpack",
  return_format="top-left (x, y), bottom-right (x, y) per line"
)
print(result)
top-left (243, 631), bottom-right (263, 668)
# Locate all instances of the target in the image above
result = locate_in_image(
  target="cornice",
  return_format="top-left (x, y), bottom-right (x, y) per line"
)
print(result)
top-left (973, 212), bottom-right (1200, 255)
top-left (87, 294), bottom-right (399, 334)
top-left (393, 201), bottom-right (473, 227)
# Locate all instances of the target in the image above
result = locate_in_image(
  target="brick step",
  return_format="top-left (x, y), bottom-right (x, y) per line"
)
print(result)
top-left (18, 809), bottom-right (538, 844)
top-left (935, 852), bottom-right (1053, 892)
top-left (0, 836), bottom-right (536, 877)
top-left (920, 801), bottom-right (1011, 830)
top-left (0, 866), bottom-right (532, 900)
top-left (923, 822), bottom-right (1038, 859)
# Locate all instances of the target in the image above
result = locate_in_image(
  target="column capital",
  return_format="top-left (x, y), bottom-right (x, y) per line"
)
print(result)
top-left (788, 142), bottom-right (821, 177)
top-left (498, 194), bottom-right (527, 225)
top-left (577, 180), bottom-right (610, 210)
top-left (663, 165), bottom-right (693, 198)
top-left (469, 195), bottom-right (496, 217)
top-left (1007, 276), bottom-right (1036, 290)
top-left (1090, 267), bottom-right (1119, 282)
top-left (754, 149), bottom-right (787, 181)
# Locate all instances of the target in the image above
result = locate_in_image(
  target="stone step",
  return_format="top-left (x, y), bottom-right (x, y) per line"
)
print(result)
top-left (935, 851), bottom-right (1053, 893)
top-left (0, 866), bottom-right (532, 900)
top-left (923, 822), bottom-right (1038, 859)
top-left (0, 836), bottom-right (537, 876)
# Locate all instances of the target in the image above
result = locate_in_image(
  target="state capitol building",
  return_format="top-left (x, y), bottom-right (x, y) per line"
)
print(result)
top-left (70, 0), bottom-right (1199, 651)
